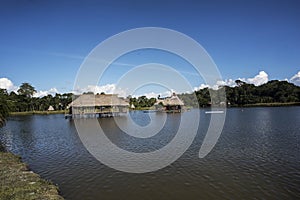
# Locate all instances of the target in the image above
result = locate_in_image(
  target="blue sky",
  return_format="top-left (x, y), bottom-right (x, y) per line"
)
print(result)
top-left (0, 0), bottom-right (300, 97)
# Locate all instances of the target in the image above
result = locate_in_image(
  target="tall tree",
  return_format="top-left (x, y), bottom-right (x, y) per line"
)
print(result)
top-left (0, 89), bottom-right (10, 127)
top-left (16, 83), bottom-right (37, 111)
top-left (17, 83), bottom-right (36, 98)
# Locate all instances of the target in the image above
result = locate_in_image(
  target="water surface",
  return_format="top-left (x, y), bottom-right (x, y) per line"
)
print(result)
top-left (0, 107), bottom-right (299, 199)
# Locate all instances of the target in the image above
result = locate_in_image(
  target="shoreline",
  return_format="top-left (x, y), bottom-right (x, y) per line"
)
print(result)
top-left (200, 102), bottom-right (300, 108)
top-left (8, 102), bottom-right (300, 116)
top-left (236, 102), bottom-right (300, 107)
top-left (0, 151), bottom-right (64, 200)
top-left (9, 110), bottom-right (66, 116)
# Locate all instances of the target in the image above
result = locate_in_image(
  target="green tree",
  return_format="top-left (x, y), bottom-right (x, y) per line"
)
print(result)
top-left (0, 89), bottom-right (10, 127)
top-left (16, 83), bottom-right (37, 111)
top-left (17, 83), bottom-right (36, 98)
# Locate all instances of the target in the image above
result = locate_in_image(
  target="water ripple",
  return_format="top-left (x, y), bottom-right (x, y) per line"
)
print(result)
top-left (0, 108), bottom-right (299, 199)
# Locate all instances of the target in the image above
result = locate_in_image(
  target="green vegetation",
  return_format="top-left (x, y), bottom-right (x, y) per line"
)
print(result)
top-left (0, 89), bottom-right (10, 127)
top-left (224, 80), bottom-right (300, 106)
top-left (243, 102), bottom-right (300, 107)
top-left (0, 83), bottom-right (98, 125)
top-left (179, 80), bottom-right (300, 107)
top-left (0, 84), bottom-right (65, 199)
top-left (0, 152), bottom-right (63, 200)
top-left (0, 83), bottom-right (73, 116)
top-left (1, 80), bottom-right (299, 122)
top-left (128, 95), bottom-right (157, 109)
top-left (130, 107), bottom-right (155, 110)
top-left (17, 83), bottom-right (36, 98)
top-left (9, 110), bottom-right (67, 116)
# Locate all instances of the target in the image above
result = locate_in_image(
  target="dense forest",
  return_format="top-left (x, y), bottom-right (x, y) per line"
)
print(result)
top-left (128, 95), bottom-right (157, 109)
top-left (0, 83), bottom-right (72, 126)
top-left (0, 80), bottom-right (300, 126)
top-left (0, 83), bottom-right (73, 112)
top-left (179, 80), bottom-right (300, 107)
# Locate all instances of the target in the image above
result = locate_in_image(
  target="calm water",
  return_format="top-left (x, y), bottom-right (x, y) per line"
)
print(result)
top-left (0, 107), bottom-right (300, 199)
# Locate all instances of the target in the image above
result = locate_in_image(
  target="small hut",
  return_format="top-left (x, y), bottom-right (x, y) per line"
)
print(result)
top-left (130, 104), bottom-right (135, 109)
top-left (47, 105), bottom-right (54, 111)
top-left (155, 93), bottom-right (184, 112)
top-left (68, 94), bottom-right (129, 118)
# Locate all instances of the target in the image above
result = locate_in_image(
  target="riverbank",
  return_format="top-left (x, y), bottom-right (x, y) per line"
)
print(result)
top-left (143, 102), bottom-right (300, 110)
top-left (199, 102), bottom-right (300, 108)
top-left (9, 102), bottom-right (300, 116)
top-left (130, 106), bottom-right (155, 110)
top-left (0, 151), bottom-right (64, 200)
top-left (10, 110), bottom-right (66, 116)
top-left (242, 102), bottom-right (300, 107)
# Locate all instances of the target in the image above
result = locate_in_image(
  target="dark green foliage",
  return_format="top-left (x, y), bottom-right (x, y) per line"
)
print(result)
top-left (0, 89), bottom-right (10, 127)
top-left (1, 80), bottom-right (299, 122)
top-left (225, 80), bottom-right (300, 106)
top-left (178, 93), bottom-right (198, 107)
top-left (0, 83), bottom-right (73, 116)
top-left (129, 96), bottom-right (157, 108)
top-left (8, 92), bottom-right (73, 112)
top-left (17, 83), bottom-right (36, 98)
top-left (181, 80), bottom-right (300, 107)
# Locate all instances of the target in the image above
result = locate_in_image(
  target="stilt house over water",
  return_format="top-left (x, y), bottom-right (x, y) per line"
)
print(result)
top-left (67, 93), bottom-right (129, 118)
top-left (155, 93), bottom-right (184, 112)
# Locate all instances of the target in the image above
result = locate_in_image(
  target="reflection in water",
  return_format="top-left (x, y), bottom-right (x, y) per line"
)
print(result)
top-left (0, 107), bottom-right (299, 199)
top-left (103, 111), bottom-right (180, 153)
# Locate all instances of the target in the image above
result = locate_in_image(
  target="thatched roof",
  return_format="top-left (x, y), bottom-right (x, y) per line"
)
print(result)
top-left (68, 94), bottom-right (129, 107)
top-left (155, 94), bottom-right (184, 106)
top-left (47, 105), bottom-right (54, 111)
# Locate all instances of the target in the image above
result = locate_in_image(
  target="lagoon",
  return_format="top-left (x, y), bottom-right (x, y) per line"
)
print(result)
top-left (0, 107), bottom-right (299, 199)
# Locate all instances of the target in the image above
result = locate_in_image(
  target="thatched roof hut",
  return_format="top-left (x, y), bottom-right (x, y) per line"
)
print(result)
top-left (47, 105), bottom-right (54, 111)
top-left (69, 94), bottom-right (129, 107)
top-left (68, 94), bottom-right (129, 117)
top-left (155, 93), bottom-right (184, 106)
top-left (155, 93), bottom-right (184, 112)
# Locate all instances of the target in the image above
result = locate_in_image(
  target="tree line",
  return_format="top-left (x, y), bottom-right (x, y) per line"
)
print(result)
top-left (0, 83), bottom-right (73, 126)
top-left (129, 80), bottom-right (300, 108)
top-left (128, 95), bottom-right (157, 109)
top-left (179, 80), bottom-right (300, 107)
top-left (1, 80), bottom-right (300, 127)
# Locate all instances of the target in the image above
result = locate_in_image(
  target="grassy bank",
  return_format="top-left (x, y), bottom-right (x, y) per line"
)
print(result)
top-left (0, 151), bottom-right (64, 200)
top-left (10, 110), bottom-right (66, 116)
top-left (130, 107), bottom-right (156, 110)
top-left (243, 102), bottom-right (300, 107)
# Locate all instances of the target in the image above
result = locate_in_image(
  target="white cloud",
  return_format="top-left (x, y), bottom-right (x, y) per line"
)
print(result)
top-left (0, 78), bottom-right (61, 97)
top-left (290, 71), bottom-right (300, 86)
top-left (33, 88), bottom-right (59, 98)
top-left (283, 78), bottom-right (289, 82)
top-left (72, 84), bottom-right (128, 97)
top-left (246, 71), bottom-right (268, 86)
top-left (73, 84), bottom-right (172, 99)
top-left (193, 71), bottom-right (269, 91)
top-left (133, 92), bottom-right (159, 98)
top-left (214, 79), bottom-right (236, 89)
top-left (193, 83), bottom-right (210, 91)
top-left (2, 70), bottom-right (298, 100)
top-left (132, 90), bottom-right (174, 99)
top-left (194, 79), bottom-right (236, 91)
top-left (0, 77), bottom-right (18, 92)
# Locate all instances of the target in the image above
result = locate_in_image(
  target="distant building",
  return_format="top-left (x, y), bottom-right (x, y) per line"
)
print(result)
top-left (47, 105), bottom-right (54, 111)
top-left (155, 93), bottom-right (184, 112)
top-left (130, 104), bottom-right (135, 109)
top-left (67, 94), bottom-right (129, 118)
